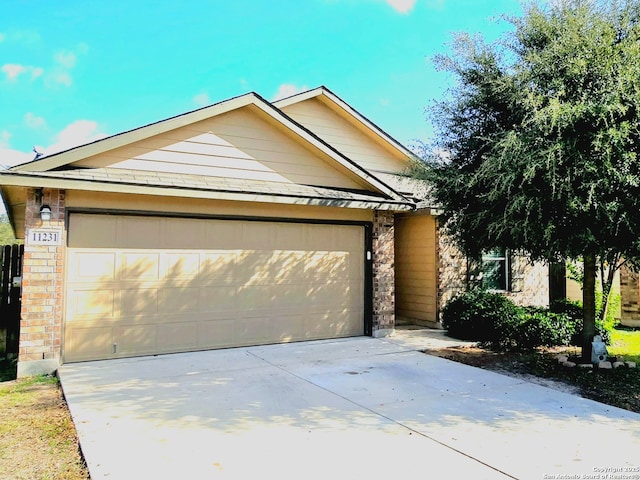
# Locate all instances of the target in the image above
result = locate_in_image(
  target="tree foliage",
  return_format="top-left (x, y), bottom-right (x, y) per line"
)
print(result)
top-left (0, 214), bottom-right (17, 245)
top-left (420, 0), bottom-right (640, 360)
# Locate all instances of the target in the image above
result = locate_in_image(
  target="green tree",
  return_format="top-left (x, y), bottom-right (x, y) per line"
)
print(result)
top-left (421, 0), bottom-right (640, 362)
top-left (0, 214), bottom-right (18, 245)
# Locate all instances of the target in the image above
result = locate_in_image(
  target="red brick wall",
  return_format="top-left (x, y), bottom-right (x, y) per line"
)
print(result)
top-left (18, 188), bottom-right (66, 373)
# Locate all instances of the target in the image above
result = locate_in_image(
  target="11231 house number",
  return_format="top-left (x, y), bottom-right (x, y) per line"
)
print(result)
top-left (28, 229), bottom-right (62, 245)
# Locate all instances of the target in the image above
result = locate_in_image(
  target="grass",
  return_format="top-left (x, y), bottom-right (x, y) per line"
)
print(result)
top-left (429, 326), bottom-right (640, 413)
top-left (607, 326), bottom-right (640, 364)
top-left (0, 373), bottom-right (89, 480)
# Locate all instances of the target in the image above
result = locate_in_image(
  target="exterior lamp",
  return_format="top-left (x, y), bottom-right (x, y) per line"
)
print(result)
top-left (40, 205), bottom-right (52, 222)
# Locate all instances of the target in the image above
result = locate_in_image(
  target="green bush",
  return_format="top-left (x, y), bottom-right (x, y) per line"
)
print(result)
top-left (441, 289), bottom-right (520, 343)
top-left (443, 291), bottom-right (578, 351)
top-left (550, 299), bottom-right (613, 345)
top-left (513, 307), bottom-right (575, 350)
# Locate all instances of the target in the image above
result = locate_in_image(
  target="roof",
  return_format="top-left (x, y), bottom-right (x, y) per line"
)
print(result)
top-left (2, 87), bottom-right (422, 234)
top-left (0, 167), bottom-right (410, 210)
top-left (273, 86), bottom-right (419, 166)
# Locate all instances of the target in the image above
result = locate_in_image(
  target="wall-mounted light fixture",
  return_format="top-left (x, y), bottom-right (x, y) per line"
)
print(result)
top-left (40, 205), bottom-right (52, 222)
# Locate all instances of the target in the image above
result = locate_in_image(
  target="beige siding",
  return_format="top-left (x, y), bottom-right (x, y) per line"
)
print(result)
top-left (280, 98), bottom-right (409, 174)
top-left (74, 107), bottom-right (366, 190)
top-left (394, 214), bottom-right (438, 325)
top-left (65, 190), bottom-right (374, 222)
top-left (64, 214), bottom-right (365, 362)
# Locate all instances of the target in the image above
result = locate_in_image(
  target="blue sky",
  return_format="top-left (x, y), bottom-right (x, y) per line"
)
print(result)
top-left (1, 0), bottom-right (522, 168)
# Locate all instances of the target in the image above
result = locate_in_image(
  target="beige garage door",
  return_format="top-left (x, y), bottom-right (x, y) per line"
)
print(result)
top-left (64, 214), bottom-right (365, 362)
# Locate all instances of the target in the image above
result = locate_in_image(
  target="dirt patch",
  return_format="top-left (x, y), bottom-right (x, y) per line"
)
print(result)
top-left (0, 376), bottom-right (89, 480)
top-left (426, 345), bottom-right (640, 412)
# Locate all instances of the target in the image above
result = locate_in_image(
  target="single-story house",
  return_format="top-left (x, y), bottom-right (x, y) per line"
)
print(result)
top-left (1, 86), bottom-right (557, 377)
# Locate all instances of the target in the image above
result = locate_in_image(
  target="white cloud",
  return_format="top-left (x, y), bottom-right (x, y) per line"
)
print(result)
top-left (46, 70), bottom-right (72, 88)
top-left (43, 45), bottom-right (88, 88)
top-left (1, 63), bottom-right (43, 82)
top-left (0, 130), bottom-right (10, 148)
top-left (193, 92), bottom-right (210, 107)
top-left (24, 112), bottom-right (46, 129)
top-left (45, 120), bottom-right (107, 155)
top-left (386, 0), bottom-right (417, 13)
top-left (9, 30), bottom-right (41, 45)
top-left (271, 83), bottom-right (309, 101)
top-left (0, 132), bottom-right (33, 169)
top-left (54, 50), bottom-right (77, 69)
top-left (0, 147), bottom-right (32, 169)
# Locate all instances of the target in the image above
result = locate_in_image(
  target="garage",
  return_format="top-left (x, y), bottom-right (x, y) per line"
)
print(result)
top-left (64, 213), bottom-right (366, 362)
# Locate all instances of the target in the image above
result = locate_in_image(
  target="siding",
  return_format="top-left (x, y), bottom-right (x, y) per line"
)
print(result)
top-left (75, 107), bottom-right (366, 190)
top-left (65, 190), bottom-right (375, 222)
top-left (280, 98), bottom-right (409, 174)
top-left (394, 214), bottom-right (438, 325)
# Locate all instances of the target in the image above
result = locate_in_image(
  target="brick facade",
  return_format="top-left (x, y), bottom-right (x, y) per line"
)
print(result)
top-left (17, 188), bottom-right (66, 377)
top-left (437, 231), bottom-right (550, 319)
top-left (505, 256), bottom-right (550, 307)
top-left (372, 210), bottom-right (395, 336)
top-left (620, 266), bottom-right (640, 326)
top-left (436, 227), bottom-right (468, 315)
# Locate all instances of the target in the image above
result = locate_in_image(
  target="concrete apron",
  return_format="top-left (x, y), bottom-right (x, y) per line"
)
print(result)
top-left (58, 335), bottom-right (640, 480)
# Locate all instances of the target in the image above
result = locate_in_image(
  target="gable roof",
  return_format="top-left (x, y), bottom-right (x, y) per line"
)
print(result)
top-left (2, 89), bottom-right (419, 233)
top-left (274, 86), bottom-right (419, 169)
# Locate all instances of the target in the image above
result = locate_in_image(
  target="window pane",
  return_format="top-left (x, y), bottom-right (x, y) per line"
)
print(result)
top-left (483, 259), bottom-right (506, 290)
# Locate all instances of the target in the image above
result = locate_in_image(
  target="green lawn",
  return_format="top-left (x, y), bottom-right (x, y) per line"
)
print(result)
top-left (607, 327), bottom-right (640, 364)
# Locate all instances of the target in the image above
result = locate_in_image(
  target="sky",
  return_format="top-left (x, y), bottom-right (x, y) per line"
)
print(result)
top-left (0, 0), bottom-right (523, 168)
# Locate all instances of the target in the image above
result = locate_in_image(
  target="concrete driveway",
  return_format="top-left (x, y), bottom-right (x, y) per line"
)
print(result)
top-left (59, 331), bottom-right (640, 480)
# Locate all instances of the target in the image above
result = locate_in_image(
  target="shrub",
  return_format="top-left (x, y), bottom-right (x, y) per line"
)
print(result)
top-left (550, 299), bottom-right (613, 345)
top-left (441, 289), bottom-right (520, 342)
top-left (513, 307), bottom-right (575, 350)
top-left (443, 291), bottom-right (578, 352)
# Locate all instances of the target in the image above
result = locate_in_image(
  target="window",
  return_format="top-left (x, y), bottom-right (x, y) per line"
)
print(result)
top-left (481, 249), bottom-right (510, 291)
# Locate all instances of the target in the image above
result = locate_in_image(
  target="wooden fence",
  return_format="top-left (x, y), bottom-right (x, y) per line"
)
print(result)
top-left (1, 244), bottom-right (23, 357)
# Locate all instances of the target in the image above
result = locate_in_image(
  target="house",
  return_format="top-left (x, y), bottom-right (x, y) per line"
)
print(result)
top-left (0, 86), bottom-right (555, 377)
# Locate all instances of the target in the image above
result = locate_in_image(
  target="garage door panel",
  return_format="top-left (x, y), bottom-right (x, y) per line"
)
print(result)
top-left (236, 285), bottom-right (275, 308)
top-left (200, 252), bottom-right (236, 284)
top-left (121, 252), bottom-right (160, 280)
top-left (199, 286), bottom-right (237, 311)
top-left (119, 217), bottom-right (162, 248)
top-left (205, 222), bottom-right (243, 249)
top-left (68, 251), bottom-right (116, 281)
top-left (241, 223), bottom-right (276, 250)
top-left (67, 326), bottom-right (113, 361)
top-left (121, 288), bottom-right (159, 315)
top-left (163, 252), bottom-right (200, 279)
top-left (158, 287), bottom-right (201, 313)
top-left (68, 289), bottom-right (116, 317)
top-left (157, 323), bottom-right (198, 351)
top-left (65, 214), bottom-right (365, 362)
top-left (68, 215), bottom-right (118, 248)
top-left (162, 218), bottom-right (206, 249)
top-left (270, 316), bottom-right (304, 342)
top-left (275, 224), bottom-right (307, 250)
top-left (235, 317), bottom-right (271, 344)
top-left (198, 319), bottom-right (236, 347)
top-left (113, 325), bottom-right (156, 355)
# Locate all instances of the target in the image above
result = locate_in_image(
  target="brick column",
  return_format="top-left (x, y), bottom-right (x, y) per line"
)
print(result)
top-left (17, 188), bottom-right (66, 377)
top-left (437, 225), bottom-right (468, 318)
top-left (372, 210), bottom-right (395, 337)
top-left (620, 265), bottom-right (640, 325)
